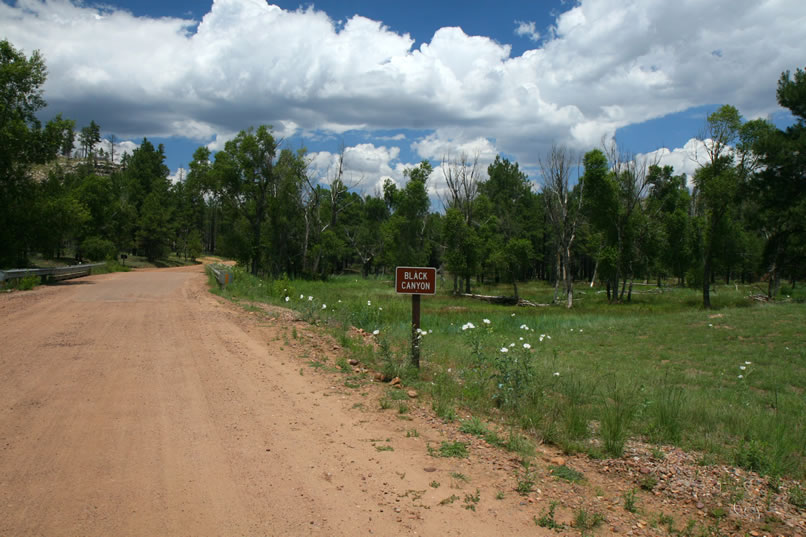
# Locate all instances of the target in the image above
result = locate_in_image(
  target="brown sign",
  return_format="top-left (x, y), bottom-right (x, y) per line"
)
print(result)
top-left (395, 266), bottom-right (437, 294)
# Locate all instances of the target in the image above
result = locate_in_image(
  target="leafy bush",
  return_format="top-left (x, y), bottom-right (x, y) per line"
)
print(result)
top-left (13, 275), bottom-right (41, 290)
top-left (81, 236), bottom-right (117, 261)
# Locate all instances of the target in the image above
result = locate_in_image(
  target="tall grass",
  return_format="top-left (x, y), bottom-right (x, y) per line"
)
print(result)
top-left (215, 269), bottom-right (806, 478)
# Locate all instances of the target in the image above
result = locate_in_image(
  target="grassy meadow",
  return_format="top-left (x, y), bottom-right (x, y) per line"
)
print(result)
top-left (211, 267), bottom-right (806, 480)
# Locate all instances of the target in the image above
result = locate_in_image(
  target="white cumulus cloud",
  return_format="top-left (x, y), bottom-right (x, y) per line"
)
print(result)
top-left (2, 0), bottom-right (803, 180)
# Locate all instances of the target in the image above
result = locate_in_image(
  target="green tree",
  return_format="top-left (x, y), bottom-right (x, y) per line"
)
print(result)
top-left (79, 120), bottom-right (101, 161)
top-left (0, 40), bottom-right (50, 266)
top-left (382, 161), bottom-right (433, 268)
top-left (694, 105), bottom-right (762, 307)
top-left (749, 69), bottom-right (806, 296)
top-left (478, 156), bottom-right (539, 295)
top-left (214, 126), bottom-right (279, 275)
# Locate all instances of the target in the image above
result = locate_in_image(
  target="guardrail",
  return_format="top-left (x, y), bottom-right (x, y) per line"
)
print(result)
top-left (0, 263), bottom-right (105, 285)
top-left (208, 264), bottom-right (233, 288)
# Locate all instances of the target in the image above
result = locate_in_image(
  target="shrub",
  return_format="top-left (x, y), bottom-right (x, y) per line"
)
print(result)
top-left (81, 236), bottom-right (117, 261)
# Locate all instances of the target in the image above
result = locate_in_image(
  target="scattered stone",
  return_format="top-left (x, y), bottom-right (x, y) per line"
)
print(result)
top-left (423, 467), bottom-right (437, 473)
top-left (348, 359), bottom-right (359, 366)
top-left (549, 457), bottom-right (566, 466)
top-left (407, 390), bottom-right (418, 398)
top-left (390, 377), bottom-right (401, 386)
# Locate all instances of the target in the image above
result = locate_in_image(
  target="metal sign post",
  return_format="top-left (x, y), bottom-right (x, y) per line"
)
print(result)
top-left (395, 266), bottom-right (436, 368)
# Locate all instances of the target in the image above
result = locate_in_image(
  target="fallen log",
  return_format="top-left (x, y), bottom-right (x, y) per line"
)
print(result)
top-left (459, 293), bottom-right (550, 307)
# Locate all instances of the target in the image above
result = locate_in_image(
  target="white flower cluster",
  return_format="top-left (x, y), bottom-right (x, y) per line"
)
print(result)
top-left (461, 322), bottom-right (476, 331)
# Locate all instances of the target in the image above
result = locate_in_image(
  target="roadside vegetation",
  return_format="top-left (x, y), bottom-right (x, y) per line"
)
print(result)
top-left (211, 268), bottom-right (806, 481)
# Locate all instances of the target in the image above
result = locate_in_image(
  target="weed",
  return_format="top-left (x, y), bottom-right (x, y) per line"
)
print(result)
top-left (623, 488), bottom-right (638, 513)
top-left (550, 464), bottom-right (585, 484)
top-left (495, 490), bottom-right (505, 500)
top-left (639, 475), bottom-right (658, 491)
top-left (12, 275), bottom-right (41, 291)
top-left (432, 399), bottom-right (457, 422)
top-left (790, 484), bottom-right (806, 510)
top-left (504, 431), bottom-right (536, 457)
top-left (574, 508), bottom-right (605, 531)
top-left (429, 481), bottom-right (440, 488)
top-left (463, 489), bottom-right (480, 511)
top-left (375, 445), bottom-right (394, 452)
top-left (379, 398), bottom-right (392, 410)
top-left (450, 472), bottom-right (469, 482)
top-left (535, 501), bottom-right (564, 530)
top-left (291, 327), bottom-right (298, 339)
top-left (459, 416), bottom-right (488, 436)
top-left (406, 428), bottom-right (419, 438)
top-left (648, 385), bottom-right (687, 443)
top-left (386, 389), bottom-right (409, 401)
top-left (439, 494), bottom-right (459, 506)
top-left (430, 441), bottom-right (468, 458)
top-left (515, 461), bottom-right (536, 495)
top-left (600, 381), bottom-right (637, 458)
top-left (709, 507), bottom-right (726, 520)
top-left (718, 472), bottom-right (745, 503)
top-left (733, 439), bottom-right (768, 473)
top-left (398, 403), bottom-right (409, 414)
top-left (336, 357), bottom-right (351, 373)
top-left (351, 402), bottom-right (364, 410)
top-left (650, 446), bottom-right (666, 460)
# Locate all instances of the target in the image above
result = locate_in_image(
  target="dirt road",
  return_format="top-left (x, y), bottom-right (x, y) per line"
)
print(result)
top-left (3, 266), bottom-right (799, 537)
top-left (0, 265), bottom-right (550, 536)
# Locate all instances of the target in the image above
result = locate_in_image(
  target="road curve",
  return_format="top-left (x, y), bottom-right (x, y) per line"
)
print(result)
top-left (0, 266), bottom-right (546, 537)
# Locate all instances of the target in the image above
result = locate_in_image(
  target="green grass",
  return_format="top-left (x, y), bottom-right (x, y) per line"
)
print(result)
top-left (550, 464), bottom-right (585, 483)
top-left (210, 269), bottom-right (806, 478)
top-left (429, 441), bottom-right (469, 458)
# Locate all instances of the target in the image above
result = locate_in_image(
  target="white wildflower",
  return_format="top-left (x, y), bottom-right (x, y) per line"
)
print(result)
top-left (299, 294), bottom-right (304, 299)
top-left (284, 296), bottom-right (290, 302)
top-left (308, 296), bottom-right (313, 301)
top-left (367, 300), bottom-right (371, 306)
top-left (509, 343), bottom-right (515, 348)
top-left (553, 372), bottom-right (560, 377)
top-left (500, 347), bottom-right (509, 353)
top-left (738, 374), bottom-right (744, 379)
top-left (372, 329), bottom-right (379, 336)
top-left (483, 318), bottom-right (491, 325)
top-left (523, 343), bottom-right (531, 350)
top-left (745, 361), bottom-right (751, 365)
top-left (322, 304), bottom-right (327, 310)
top-left (739, 365), bottom-right (746, 370)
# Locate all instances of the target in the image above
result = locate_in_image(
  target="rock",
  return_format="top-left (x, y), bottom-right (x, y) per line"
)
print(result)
top-left (349, 359), bottom-right (359, 366)
top-left (696, 502), bottom-right (704, 510)
top-left (423, 467), bottom-right (437, 472)
top-left (549, 457), bottom-right (566, 466)
top-left (407, 390), bottom-right (418, 398)
top-left (639, 467), bottom-right (651, 474)
top-left (390, 377), bottom-right (401, 386)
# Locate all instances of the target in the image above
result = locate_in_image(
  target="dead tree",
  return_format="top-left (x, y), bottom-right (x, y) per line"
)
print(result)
top-left (540, 144), bottom-right (583, 308)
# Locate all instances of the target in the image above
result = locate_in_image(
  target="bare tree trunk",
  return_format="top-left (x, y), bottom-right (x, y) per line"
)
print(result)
top-left (553, 252), bottom-right (561, 304)
top-left (564, 246), bottom-right (573, 308)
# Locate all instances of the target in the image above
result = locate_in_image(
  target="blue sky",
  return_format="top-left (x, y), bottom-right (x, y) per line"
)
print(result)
top-left (3, 0), bottom-right (803, 190)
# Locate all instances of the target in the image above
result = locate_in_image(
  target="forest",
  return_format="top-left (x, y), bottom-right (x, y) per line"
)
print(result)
top-left (2, 38), bottom-right (804, 309)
